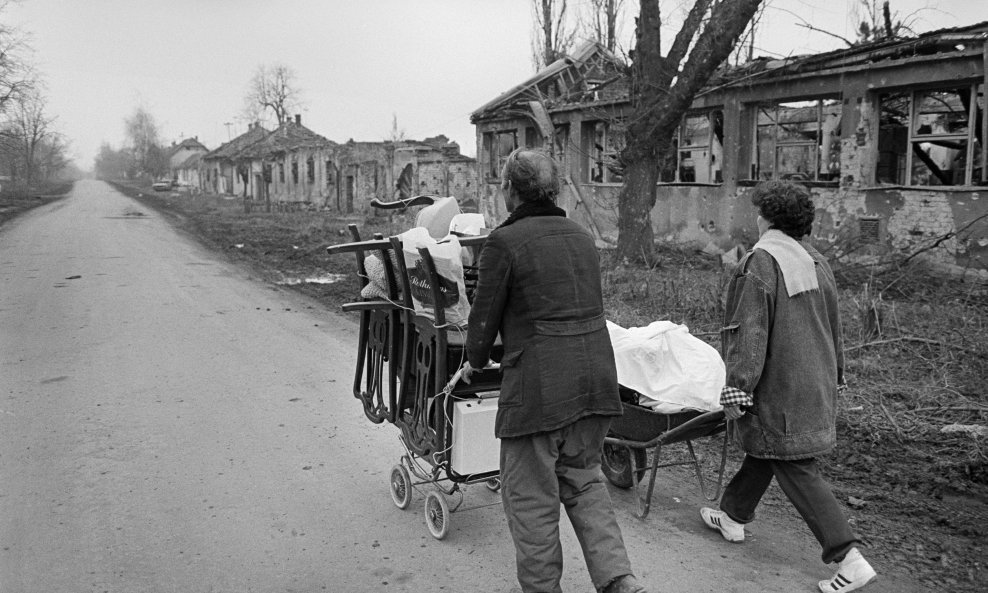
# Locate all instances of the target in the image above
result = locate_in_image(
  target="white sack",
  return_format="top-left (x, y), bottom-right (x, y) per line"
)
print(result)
top-left (607, 320), bottom-right (724, 412)
top-left (400, 227), bottom-right (470, 327)
top-left (415, 196), bottom-right (461, 239)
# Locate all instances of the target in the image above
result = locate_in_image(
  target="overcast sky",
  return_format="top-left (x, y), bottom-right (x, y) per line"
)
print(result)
top-left (9, 0), bottom-right (986, 169)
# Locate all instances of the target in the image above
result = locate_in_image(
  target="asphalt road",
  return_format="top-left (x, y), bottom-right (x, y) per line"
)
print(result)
top-left (0, 181), bottom-right (918, 593)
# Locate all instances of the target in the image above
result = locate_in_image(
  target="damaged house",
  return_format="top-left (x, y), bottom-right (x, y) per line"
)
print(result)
top-left (166, 137), bottom-right (209, 186)
top-left (236, 115), bottom-right (337, 211)
top-left (202, 117), bottom-right (477, 213)
top-left (325, 135), bottom-right (477, 214)
top-left (471, 23), bottom-right (988, 275)
top-left (201, 123), bottom-right (270, 196)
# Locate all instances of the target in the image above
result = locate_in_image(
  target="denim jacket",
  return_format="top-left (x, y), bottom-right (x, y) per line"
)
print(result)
top-left (466, 215), bottom-right (622, 438)
top-left (721, 243), bottom-right (844, 460)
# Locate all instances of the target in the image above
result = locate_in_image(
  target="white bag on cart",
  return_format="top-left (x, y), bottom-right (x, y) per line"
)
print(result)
top-left (607, 320), bottom-right (724, 413)
top-left (400, 227), bottom-right (471, 327)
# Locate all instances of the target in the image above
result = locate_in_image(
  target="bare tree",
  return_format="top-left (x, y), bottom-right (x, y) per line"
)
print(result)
top-left (3, 88), bottom-right (56, 185)
top-left (616, 0), bottom-right (762, 262)
top-left (243, 63), bottom-right (304, 125)
top-left (124, 106), bottom-right (163, 178)
top-left (730, 1), bottom-right (769, 65)
top-left (581, 0), bottom-right (625, 53)
top-left (0, 1), bottom-right (34, 117)
top-left (531, 0), bottom-right (576, 69)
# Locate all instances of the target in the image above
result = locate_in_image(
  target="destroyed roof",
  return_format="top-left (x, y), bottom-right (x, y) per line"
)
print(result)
top-left (473, 21), bottom-right (988, 122)
top-left (471, 41), bottom-right (627, 122)
top-left (203, 124), bottom-right (271, 161)
top-left (698, 20), bottom-right (988, 96)
top-left (237, 120), bottom-right (336, 159)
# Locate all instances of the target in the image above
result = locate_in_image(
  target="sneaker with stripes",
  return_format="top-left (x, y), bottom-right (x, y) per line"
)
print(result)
top-left (818, 548), bottom-right (877, 592)
top-left (699, 507), bottom-right (745, 543)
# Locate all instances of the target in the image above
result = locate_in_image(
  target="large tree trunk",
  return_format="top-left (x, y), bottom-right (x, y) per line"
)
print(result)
top-left (615, 0), bottom-right (762, 263)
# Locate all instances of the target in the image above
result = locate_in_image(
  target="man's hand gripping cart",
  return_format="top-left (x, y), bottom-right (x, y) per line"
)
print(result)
top-left (327, 212), bottom-right (503, 540)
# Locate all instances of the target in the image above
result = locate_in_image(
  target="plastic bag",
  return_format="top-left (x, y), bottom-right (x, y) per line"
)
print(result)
top-left (400, 227), bottom-right (471, 327)
top-left (415, 196), bottom-right (461, 239)
top-left (607, 320), bottom-right (724, 412)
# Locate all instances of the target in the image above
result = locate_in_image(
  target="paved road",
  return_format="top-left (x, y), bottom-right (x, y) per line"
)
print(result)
top-left (0, 181), bottom-right (916, 593)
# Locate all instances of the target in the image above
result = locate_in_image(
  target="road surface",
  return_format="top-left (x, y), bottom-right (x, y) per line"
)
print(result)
top-left (0, 181), bottom-right (916, 592)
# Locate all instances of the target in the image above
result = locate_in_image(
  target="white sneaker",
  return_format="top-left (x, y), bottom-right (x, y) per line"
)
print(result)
top-left (700, 507), bottom-right (745, 542)
top-left (818, 548), bottom-right (877, 592)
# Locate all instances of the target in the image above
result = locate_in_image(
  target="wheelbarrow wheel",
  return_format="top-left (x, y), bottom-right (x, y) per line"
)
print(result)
top-left (390, 464), bottom-right (412, 510)
top-left (425, 491), bottom-right (450, 540)
top-left (601, 443), bottom-right (647, 489)
top-left (485, 478), bottom-right (501, 492)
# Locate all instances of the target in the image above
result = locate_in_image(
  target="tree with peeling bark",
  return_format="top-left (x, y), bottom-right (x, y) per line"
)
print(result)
top-left (243, 63), bottom-right (304, 126)
top-left (615, 0), bottom-right (762, 262)
top-left (531, 0), bottom-right (576, 69)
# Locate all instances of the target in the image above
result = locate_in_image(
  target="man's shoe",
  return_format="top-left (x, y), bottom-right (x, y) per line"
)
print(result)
top-left (603, 574), bottom-right (649, 593)
top-left (700, 507), bottom-right (745, 542)
top-left (818, 548), bottom-right (877, 592)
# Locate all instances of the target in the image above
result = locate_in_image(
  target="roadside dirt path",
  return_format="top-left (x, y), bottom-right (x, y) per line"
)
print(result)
top-left (0, 180), bottom-right (923, 592)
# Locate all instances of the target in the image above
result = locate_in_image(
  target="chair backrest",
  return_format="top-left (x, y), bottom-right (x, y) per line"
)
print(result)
top-left (416, 247), bottom-right (448, 328)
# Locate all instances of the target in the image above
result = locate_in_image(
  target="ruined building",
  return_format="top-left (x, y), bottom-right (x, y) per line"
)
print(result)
top-left (471, 24), bottom-right (988, 276)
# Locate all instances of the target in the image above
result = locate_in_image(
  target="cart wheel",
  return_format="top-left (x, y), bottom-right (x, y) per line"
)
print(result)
top-left (601, 444), bottom-right (648, 489)
top-left (424, 491), bottom-right (450, 540)
top-left (390, 464), bottom-right (412, 510)
top-left (485, 478), bottom-right (501, 492)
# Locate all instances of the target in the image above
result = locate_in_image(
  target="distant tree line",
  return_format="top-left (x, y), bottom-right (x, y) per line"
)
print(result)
top-left (94, 107), bottom-right (170, 181)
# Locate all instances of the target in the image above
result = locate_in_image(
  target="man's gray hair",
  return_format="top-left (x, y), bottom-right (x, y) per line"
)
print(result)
top-left (500, 148), bottom-right (560, 203)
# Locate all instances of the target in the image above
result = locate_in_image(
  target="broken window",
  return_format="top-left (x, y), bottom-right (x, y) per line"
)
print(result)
top-left (482, 130), bottom-right (517, 180)
top-left (878, 84), bottom-right (986, 186)
top-left (584, 120), bottom-right (625, 183)
top-left (306, 157), bottom-right (315, 183)
top-left (752, 98), bottom-right (842, 182)
top-left (278, 163), bottom-right (285, 183)
top-left (553, 124), bottom-right (570, 175)
top-left (675, 110), bottom-right (724, 183)
top-left (291, 160), bottom-right (299, 185)
top-left (525, 127), bottom-right (543, 149)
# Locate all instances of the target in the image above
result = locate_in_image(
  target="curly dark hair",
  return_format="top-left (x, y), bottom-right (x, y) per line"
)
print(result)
top-left (750, 180), bottom-right (815, 239)
top-left (501, 148), bottom-right (560, 203)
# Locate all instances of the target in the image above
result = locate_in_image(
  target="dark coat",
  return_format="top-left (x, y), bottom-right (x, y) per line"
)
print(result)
top-left (466, 214), bottom-right (622, 438)
top-left (721, 243), bottom-right (844, 459)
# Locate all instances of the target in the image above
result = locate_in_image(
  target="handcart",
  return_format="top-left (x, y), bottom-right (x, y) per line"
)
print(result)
top-left (601, 388), bottom-right (730, 519)
top-left (327, 198), bottom-right (503, 539)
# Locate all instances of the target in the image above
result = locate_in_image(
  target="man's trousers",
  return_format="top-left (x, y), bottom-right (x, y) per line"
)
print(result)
top-left (499, 415), bottom-right (633, 593)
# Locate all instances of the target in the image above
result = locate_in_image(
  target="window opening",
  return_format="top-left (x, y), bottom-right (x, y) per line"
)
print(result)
top-left (483, 130), bottom-right (517, 180)
top-left (676, 110), bottom-right (723, 183)
top-left (878, 84), bottom-right (985, 186)
top-left (753, 99), bottom-right (842, 181)
top-left (584, 120), bottom-right (625, 183)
